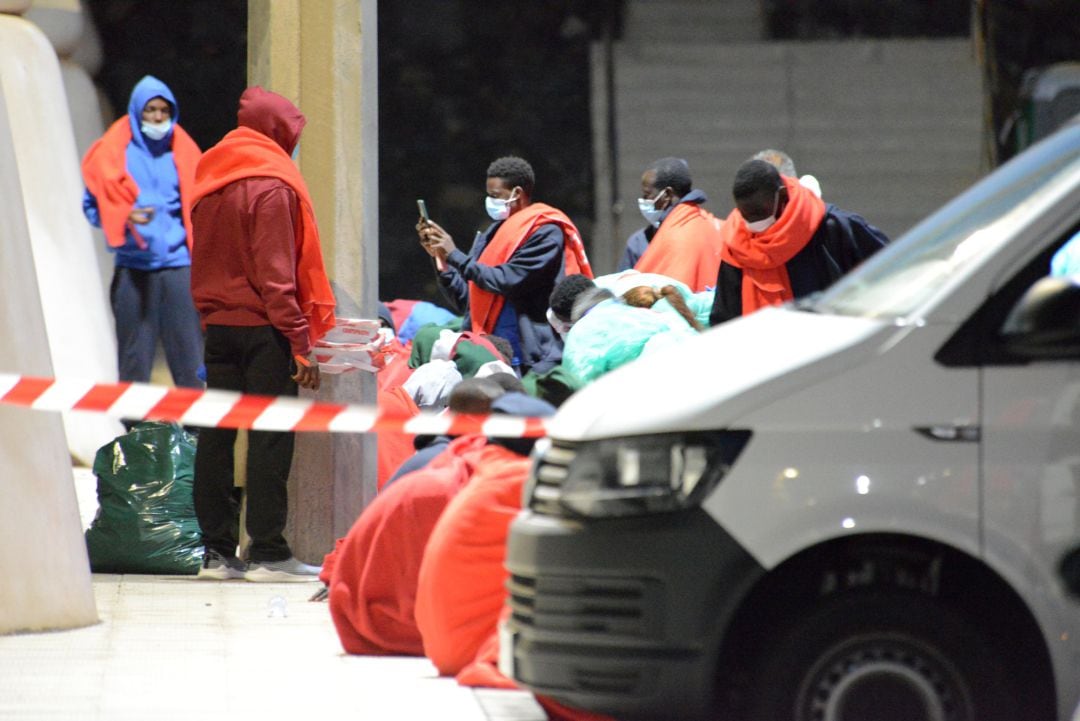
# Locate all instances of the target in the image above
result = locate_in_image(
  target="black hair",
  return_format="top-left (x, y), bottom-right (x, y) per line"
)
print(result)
top-left (485, 334), bottom-right (515, 365)
top-left (448, 377), bottom-right (505, 415)
top-left (487, 156), bottom-right (535, 196)
top-left (570, 287), bottom-right (616, 325)
top-left (733, 159), bottom-right (782, 202)
top-left (548, 274), bottom-right (597, 322)
top-left (648, 157), bottom-right (693, 197)
top-left (486, 372), bottom-right (526, 394)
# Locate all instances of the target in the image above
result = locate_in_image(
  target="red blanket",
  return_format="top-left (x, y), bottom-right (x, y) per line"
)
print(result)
top-left (376, 385), bottom-right (421, 491)
top-left (327, 435), bottom-right (489, 656)
top-left (633, 202), bottom-right (724, 292)
top-left (415, 444), bottom-right (531, 675)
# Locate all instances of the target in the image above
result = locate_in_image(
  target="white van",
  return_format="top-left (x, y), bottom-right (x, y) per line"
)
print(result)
top-left (503, 118), bottom-right (1080, 721)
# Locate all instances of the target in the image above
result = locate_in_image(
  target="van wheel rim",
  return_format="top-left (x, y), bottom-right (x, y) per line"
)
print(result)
top-left (801, 639), bottom-right (964, 721)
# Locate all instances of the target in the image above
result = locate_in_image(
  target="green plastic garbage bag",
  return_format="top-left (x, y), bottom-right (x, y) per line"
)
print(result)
top-left (85, 422), bottom-right (204, 574)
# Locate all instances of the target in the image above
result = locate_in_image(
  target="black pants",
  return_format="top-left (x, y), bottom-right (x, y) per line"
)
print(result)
top-left (193, 325), bottom-right (298, 562)
top-left (111, 266), bottom-right (203, 387)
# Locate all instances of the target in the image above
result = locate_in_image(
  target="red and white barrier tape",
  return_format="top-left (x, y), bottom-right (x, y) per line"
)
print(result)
top-left (0, 374), bottom-right (551, 438)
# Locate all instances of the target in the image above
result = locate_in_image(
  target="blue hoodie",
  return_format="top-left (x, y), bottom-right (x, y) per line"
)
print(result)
top-left (82, 75), bottom-right (191, 270)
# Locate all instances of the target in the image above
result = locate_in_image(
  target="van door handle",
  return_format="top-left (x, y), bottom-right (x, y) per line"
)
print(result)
top-left (914, 425), bottom-right (981, 442)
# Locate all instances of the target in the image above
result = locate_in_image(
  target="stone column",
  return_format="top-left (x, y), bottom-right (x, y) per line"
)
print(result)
top-left (247, 0), bottom-right (379, 562)
top-left (0, 14), bottom-right (97, 631)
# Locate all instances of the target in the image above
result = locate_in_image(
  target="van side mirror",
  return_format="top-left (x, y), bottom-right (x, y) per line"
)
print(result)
top-left (1000, 276), bottom-right (1080, 359)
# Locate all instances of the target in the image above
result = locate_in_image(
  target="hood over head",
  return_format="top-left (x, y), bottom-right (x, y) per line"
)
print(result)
top-left (127, 75), bottom-right (177, 149)
top-left (237, 86), bottom-right (306, 155)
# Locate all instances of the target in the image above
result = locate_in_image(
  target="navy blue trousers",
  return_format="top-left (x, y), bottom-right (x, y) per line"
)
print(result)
top-left (110, 265), bottom-right (203, 387)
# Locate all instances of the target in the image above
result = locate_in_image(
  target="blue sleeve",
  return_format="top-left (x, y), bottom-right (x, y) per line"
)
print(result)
top-left (824, 206), bottom-right (889, 272)
top-left (618, 227), bottom-right (649, 271)
top-left (82, 188), bottom-right (102, 228)
top-left (437, 258), bottom-right (470, 315)
top-left (445, 223), bottom-right (565, 299)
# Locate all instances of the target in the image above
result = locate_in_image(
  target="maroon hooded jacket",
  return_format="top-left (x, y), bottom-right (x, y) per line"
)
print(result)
top-left (190, 88), bottom-right (314, 355)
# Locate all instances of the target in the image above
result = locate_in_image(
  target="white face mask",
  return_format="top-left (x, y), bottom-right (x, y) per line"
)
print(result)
top-left (637, 189), bottom-right (668, 227)
top-left (140, 120), bottom-right (172, 141)
top-left (485, 190), bottom-right (518, 221)
top-left (743, 188), bottom-right (781, 233)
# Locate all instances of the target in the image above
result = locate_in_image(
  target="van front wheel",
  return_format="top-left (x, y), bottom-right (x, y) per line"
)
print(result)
top-left (734, 591), bottom-right (1019, 721)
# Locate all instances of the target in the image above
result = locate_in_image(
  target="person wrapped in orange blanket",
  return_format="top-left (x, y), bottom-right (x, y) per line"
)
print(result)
top-left (623, 157), bottom-right (725, 292)
top-left (414, 393), bottom-right (614, 721)
top-left (324, 378), bottom-right (509, 655)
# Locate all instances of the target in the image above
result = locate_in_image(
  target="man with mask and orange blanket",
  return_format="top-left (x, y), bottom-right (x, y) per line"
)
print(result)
top-left (619, 157), bottom-right (724, 292)
top-left (709, 159), bottom-right (888, 325)
top-left (417, 156), bottom-right (592, 376)
top-left (81, 75), bottom-right (203, 388)
top-left (188, 86), bottom-right (336, 582)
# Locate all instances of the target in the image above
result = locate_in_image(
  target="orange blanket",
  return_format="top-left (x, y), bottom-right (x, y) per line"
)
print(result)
top-left (80, 117), bottom-right (201, 251)
top-left (720, 175), bottom-right (826, 314)
top-left (414, 444), bottom-right (532, 675)
top-left (327, 435), bottom-right (488, 656)
top-left (376, 385), bottom-right (421, 491)
top-left (470, 203), bottom-right (592, 334)
top-left (191, 126), bottom-right (336, 344)
top-left (633, 202), bottom-right (724, 292)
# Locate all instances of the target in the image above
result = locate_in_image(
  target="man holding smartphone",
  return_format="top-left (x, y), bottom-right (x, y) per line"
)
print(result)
top-left (81, 75), bottom-right (204, 388)
top-left (416, 156), bottom-right (592, 376)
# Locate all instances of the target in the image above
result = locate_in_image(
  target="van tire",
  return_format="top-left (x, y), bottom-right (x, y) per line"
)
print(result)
top-left (733, 590), bottom-right (1019, 721)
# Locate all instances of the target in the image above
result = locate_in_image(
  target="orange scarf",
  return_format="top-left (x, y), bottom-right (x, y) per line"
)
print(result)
top-left (190, 126), bottom-right (336, 345)
top-left (634, 202), bottom-right (724, 292)
top-left (720, 175), bottom-right (826, 314)
top-left (470, 203), bottom-right (593, 334)
top-left (80, 118), bottom-right (201, 251)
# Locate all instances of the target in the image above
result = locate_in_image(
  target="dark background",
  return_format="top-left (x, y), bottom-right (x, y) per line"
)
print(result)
top-left (84, 0), bottom-right (1077, 304)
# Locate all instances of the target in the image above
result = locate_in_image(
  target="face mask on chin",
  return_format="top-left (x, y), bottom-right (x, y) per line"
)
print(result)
top-left (485, 190), bottom-right (518, 221)
top-left (743, 188), bottom-right (781, 233)
top-left (141, 120), bottom-right (172, 141)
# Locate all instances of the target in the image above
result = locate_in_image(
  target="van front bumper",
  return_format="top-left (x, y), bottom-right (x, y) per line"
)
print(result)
top-left (503, 508), bottom-right (764, 721)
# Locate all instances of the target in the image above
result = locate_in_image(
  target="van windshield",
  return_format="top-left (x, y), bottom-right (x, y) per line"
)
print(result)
top-left (811, 124), bottom-right (1080, 320)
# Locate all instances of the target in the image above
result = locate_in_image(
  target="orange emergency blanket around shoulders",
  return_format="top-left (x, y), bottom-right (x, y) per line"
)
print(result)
top-left (414, 444), bottom-right (532, 676)
top-left (81, 117), bottom-right (201, 251)
top-left (327, 435), bottom-right (489, 656)
top-left (191, 126), bottom-right (336, 343)
top-left (470, 203), bottom-right (593, 334)
top-left (633, 202), bottom-right (724, 292)
top-left (376, 385), bottom-right (421, 491)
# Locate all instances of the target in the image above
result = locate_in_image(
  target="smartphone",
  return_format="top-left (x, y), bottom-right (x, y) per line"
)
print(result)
top-left (417, 199), bottom-right (430, 223)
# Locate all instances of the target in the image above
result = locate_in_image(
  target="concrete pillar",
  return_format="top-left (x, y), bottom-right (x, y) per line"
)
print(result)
top-left (0, 42), bottom-right (96, 633)
top-left (247, 0), bottom-right (379, 562)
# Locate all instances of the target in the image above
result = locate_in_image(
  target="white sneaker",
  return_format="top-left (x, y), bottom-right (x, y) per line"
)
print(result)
top-left (245, 557), bottom-right (322, 583)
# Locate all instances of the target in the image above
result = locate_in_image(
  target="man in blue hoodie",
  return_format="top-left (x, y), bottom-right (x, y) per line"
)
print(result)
top-left (81, 75), bottom-right (203, 388)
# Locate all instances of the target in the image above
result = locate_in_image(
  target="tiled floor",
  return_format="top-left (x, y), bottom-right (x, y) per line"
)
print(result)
top-left (0, 467), bottom-right (547, 721)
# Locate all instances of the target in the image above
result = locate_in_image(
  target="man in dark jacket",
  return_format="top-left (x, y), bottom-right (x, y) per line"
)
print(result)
top-left (618, 157), bottom-right (724, 292)
top-left (417, 156), bottom-right (592, 375)
top-left (709, 159), bottom-right (888, 325)
top-left (188, 86), bottom-right (336, 583)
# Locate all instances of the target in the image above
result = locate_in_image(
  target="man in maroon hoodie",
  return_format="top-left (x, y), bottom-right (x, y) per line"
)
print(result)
top-left (188, 86), bottom-right (336, 582)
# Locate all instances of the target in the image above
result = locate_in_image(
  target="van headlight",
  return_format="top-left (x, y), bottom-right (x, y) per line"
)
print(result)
top-left (530, 431), bottom-right (751, 518)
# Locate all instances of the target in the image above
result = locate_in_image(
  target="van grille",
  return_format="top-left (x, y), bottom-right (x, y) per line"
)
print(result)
top-left (529, 439), bottom-right (578, 515)
top-left (508, 572), bottom-right (658, 638)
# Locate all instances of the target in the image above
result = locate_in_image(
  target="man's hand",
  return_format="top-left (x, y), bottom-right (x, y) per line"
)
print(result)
top-left (292, 353), bottom-right (321, 391)
top-left (418, 220), bottom-right (456, 258)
